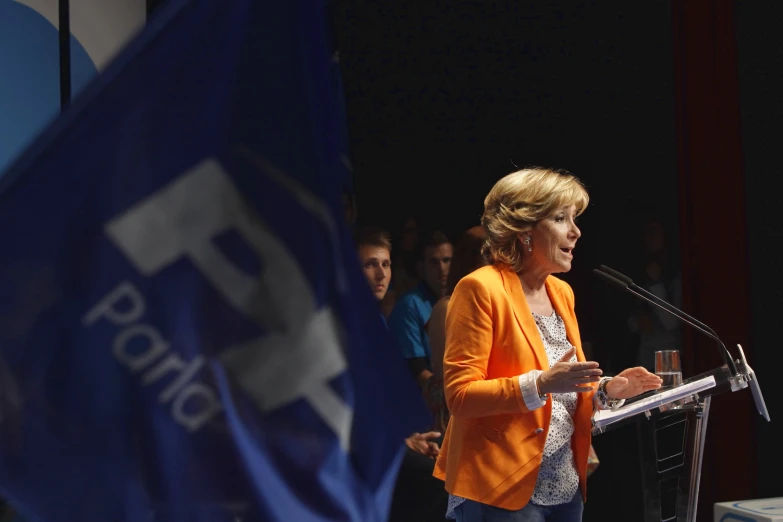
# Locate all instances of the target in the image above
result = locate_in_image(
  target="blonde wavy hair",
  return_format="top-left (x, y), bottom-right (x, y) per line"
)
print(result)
top-left (481, 167), bottom-right (589, 272)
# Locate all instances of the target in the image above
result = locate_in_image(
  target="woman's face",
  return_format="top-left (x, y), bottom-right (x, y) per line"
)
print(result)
top-left (526, 204), bottom-right (582, 274)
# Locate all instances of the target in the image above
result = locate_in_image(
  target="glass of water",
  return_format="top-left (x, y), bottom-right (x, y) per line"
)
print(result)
top-left (655, 350), bottom-right (682, 389)
top-left (655, 349), bottom-right (683, 410)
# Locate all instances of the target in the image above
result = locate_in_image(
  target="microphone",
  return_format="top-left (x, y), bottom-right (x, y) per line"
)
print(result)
top-left (593, 265), bottom-right (738, 376)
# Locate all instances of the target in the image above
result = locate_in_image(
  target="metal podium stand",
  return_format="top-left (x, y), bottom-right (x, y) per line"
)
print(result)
top-left (593, 345), bottom-right (770, 522)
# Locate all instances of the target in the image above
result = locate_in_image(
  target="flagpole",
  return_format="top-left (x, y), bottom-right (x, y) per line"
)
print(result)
top-left (58, 0), bottom-right (71, 111)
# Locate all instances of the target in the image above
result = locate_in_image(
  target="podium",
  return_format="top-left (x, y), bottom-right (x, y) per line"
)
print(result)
top-left (591, 345), bottom-right (770, 522)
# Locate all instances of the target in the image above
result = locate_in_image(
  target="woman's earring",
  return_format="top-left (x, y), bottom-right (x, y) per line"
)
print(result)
top-left (524, 236), bottom-right (532, 252)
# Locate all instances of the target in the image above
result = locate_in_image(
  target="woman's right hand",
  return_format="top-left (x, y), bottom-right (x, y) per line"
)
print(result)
top-left (537, 347), bottom-right (602, 395)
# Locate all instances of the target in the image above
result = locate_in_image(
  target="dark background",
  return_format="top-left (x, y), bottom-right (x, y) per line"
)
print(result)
top-left (736, 0), bottom-right (783, 503)
top-left (329, 1), bottom-right (781, 521)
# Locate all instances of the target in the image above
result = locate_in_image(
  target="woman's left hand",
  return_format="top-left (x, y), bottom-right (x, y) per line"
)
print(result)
top-left (605, 367), bottom-right (663, 399)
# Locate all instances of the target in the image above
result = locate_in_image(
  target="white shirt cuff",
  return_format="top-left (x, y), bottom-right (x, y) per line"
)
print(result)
top-left (518, 369), bottom-right (546, 410)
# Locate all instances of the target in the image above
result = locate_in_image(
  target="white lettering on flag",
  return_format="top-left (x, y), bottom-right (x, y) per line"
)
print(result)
top-left (95, 159), bottom-right (352, 448)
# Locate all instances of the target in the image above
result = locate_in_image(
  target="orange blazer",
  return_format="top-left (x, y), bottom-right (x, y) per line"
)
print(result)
top-left (433, 264), bottom-right (595, 510)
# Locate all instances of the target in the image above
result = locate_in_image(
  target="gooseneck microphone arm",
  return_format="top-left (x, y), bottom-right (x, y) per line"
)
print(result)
top-left (593, 267), bottom-right (738, 376)
top-left (598, 265), bottom-right (723, 341)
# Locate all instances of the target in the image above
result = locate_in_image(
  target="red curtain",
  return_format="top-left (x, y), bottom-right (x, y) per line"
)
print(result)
top-left (671, 0), bottom-right (757, 519)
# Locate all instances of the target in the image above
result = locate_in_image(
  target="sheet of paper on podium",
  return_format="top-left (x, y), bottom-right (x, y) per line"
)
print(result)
top-left (592, 375), bottom-right (717, 430)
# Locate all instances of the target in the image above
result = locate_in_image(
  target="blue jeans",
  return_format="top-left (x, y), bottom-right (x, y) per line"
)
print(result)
top-left (454, 491), bottom-right (583, 522)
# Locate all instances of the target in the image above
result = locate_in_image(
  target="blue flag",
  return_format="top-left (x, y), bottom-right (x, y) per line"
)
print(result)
top-left (0, 1), bottom-right (429, 521)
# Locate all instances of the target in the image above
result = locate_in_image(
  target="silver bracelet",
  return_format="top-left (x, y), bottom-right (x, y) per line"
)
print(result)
top-left (596, 377), bottom-right (622, 409)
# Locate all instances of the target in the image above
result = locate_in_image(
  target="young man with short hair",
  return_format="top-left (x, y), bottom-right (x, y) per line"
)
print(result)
top-left (387, 230), bottom-right (453, 387)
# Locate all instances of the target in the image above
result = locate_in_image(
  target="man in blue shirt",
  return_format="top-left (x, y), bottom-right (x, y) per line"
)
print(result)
top-left (388, 230), bottom-right (453, 388)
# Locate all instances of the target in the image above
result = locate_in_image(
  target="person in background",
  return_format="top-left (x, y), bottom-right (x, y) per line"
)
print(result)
top-left (353, 226), bottom-right (448, 522)
top-left (390, 216), bottom-right (421, 299)
top-left (388, 230), bottom-right (453, 388)
top-left (426, 226), bottom-right (488, 433)
top-left (356, 226), bottom-right (393, 309)
top-left (434, 167), bottom-right (662, 522)
top-left (627, 217), bottom-right (682, 370)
